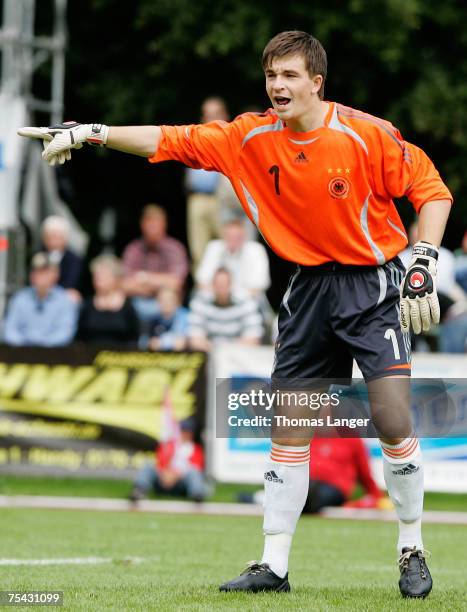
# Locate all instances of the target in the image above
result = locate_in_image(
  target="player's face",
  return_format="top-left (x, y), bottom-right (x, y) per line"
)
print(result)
top-left (265, 55), bottom-right (322, 128)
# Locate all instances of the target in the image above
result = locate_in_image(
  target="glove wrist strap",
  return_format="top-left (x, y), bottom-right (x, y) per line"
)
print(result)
top-left (412, 241), bottom-right (439, 261)
top-left (86, 124), bottom-right (109, 147)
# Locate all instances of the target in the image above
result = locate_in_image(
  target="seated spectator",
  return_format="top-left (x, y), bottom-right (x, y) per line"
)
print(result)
top-left (129, 417), bottom-right (209, 503)
top-left (76, 255), bottom-right (139, 347)
top-left (4, 252), bottom-right (78, 346)
top-left (147, 287), bottom-right (188, 351)
top-left (454, 230), bottom-right (467, 293)
top-left (305, 437), bottom-right (384, 513)
top-left (188, 268), bottom-right (263, 351)
top-left (41, 215), bottom-right (83, 302)
top-left (196, 219), bottom-right (271, 301)
top-left (122, 204), bottom-right (189, 321)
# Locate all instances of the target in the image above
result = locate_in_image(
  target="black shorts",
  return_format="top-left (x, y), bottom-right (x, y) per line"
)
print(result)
top-left (272, 258), bottom-right (411, 382)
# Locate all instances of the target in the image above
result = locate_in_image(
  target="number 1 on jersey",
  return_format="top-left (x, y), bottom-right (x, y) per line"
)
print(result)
top-left (269, 165), bottom-right (280, 195)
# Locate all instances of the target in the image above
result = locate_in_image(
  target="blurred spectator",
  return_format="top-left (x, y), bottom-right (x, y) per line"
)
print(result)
top-left (4, 252), bottom-right (78, 346)
top-left (122, 204), bottom-right (189, 321)
top-left (454, 230), bottom-right (467, 293)
top-left (305, 437), bottom-right (383, 513)
top-left (41, 215), bottom-right (84, 302)
top-left (188, 268), bottom-right (263, 351)
top-left (129, 417), bottom-right (209, 503)
top-left (76, 254), bottom-right (139, 347)
top-left (196, 219), bottom-right (271, 301)
top-left (400, 222), bottom-right (467, 352)
top-left (185, 97), bottom-right (228, 270)
top-left (239, 438), bottom-right (386, 514)
top-left (217, 174), bottom-right (257, 240)
top-left (146, 287), bottom-right (189, 351)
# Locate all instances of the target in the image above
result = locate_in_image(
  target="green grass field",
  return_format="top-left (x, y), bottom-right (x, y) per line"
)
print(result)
top-left (1, 507), bottom-right (466, 611)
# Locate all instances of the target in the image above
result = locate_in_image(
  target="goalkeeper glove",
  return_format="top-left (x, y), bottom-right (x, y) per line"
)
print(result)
top-left (17, 122), bottom-right (109, 166)
top-left (400, 241), bottom-right (440, 334)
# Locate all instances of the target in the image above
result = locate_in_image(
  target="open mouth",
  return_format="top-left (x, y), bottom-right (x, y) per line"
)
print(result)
top-left (275, 96), bottom-right (291, 107)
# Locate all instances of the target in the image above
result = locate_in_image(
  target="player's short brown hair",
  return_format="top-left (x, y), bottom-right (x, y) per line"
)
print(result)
top-left (262, 31), bottom-right (327, 100)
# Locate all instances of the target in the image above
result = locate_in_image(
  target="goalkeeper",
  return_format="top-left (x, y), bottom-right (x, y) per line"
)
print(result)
top-left (18, 30), bottom-right (452, 600)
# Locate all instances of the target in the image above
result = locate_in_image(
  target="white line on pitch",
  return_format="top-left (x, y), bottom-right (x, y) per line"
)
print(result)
top-left (0, 556), bottom-right (149, 566)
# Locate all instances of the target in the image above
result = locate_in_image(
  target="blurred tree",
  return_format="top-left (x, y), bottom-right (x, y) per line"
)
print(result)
top-left (37, 0), bottom-right (467, 300)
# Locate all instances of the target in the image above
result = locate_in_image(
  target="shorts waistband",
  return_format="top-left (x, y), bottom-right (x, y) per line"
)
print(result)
top-left (298, 259), bottom-right (395, 275)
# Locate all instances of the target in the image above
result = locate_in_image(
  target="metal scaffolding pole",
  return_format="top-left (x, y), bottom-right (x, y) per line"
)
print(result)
top-left (0, 0), bottom-right (67, 121)
top-left (0, 0), bottom-right (69, 318)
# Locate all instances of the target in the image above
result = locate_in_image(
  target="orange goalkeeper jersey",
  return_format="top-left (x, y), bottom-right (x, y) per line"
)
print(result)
top-left (149, 102), bottom-right (452, 266)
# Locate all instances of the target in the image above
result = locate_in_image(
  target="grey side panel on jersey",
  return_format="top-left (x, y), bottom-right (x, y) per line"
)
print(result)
top-left (240, 180), bottom-right (260, 226)
top-left (360, 194), bottom-right (386, 265)
top-left (241, 120), bottom-right (284, 148)
top-left (282, 267), bottom-right (301, 316)
top-left (387, 217), bottom-right (408, 240)
top-left (328, 105), bottom-right (369, 155)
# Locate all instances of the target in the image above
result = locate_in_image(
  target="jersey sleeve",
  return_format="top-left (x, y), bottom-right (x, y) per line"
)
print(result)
top-left (370, 124), bottom-right (453, 212)
top-left (148, 119), bottom-right (244, 177)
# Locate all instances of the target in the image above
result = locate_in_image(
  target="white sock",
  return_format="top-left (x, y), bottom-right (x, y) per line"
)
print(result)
top-left (261, 443), bottom-right (310, 578)
top-left (262, 533), bottom-right (293, 578)
top-left (380, 437), bottom-right (424, 553)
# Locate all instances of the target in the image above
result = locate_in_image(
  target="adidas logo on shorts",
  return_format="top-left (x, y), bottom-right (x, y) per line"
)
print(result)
top-left (264, 470), bottom-right (284, 483)
top-left (391, 463), bottom-right (420, 476)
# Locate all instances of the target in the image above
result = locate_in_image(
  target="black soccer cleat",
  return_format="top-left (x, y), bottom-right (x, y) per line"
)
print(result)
top-left (219, 561), bottom-right (290, 593)
top-left (398, 546), bottom-right (432, 598)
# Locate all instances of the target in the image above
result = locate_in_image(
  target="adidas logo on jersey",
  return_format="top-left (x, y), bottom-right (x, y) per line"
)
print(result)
top-left (264, 470), bottom-right (283, 483)
top-left (391, 463), bottom-right (420, 476)
top-left (294, 151), bottom-right (308, 163)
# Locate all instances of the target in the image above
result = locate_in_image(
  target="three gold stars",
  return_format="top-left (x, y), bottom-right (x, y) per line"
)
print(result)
top-left (327, 168), bottom-right (351, 174)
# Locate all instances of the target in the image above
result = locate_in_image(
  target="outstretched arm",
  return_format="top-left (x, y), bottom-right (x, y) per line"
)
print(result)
top-left (106, 126), bottom-right (161, 157)
top-left (17, 122), bottom-right (162, 164)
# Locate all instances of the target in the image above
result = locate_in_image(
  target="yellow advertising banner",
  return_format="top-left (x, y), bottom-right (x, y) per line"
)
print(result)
top-left (0, 346), bottom-right (206, 477)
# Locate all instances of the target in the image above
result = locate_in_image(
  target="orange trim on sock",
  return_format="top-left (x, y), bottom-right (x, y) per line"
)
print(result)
top-left (270, 449), bottom-right (310, 463)
top-left (270, 449), bottom-right (310, 458)
top-left (385, 364), bottom-right (411, 370)
top-left (270, 454), bottom-right (310, 462)
top-left (382, 438), bottom-right (418, 456)
top-left (271, 456), bottom-right (310, 464)
top-left (271, 448), bottom-right (310, 456)
top-left (382, 438), bottom-right (419, 459)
